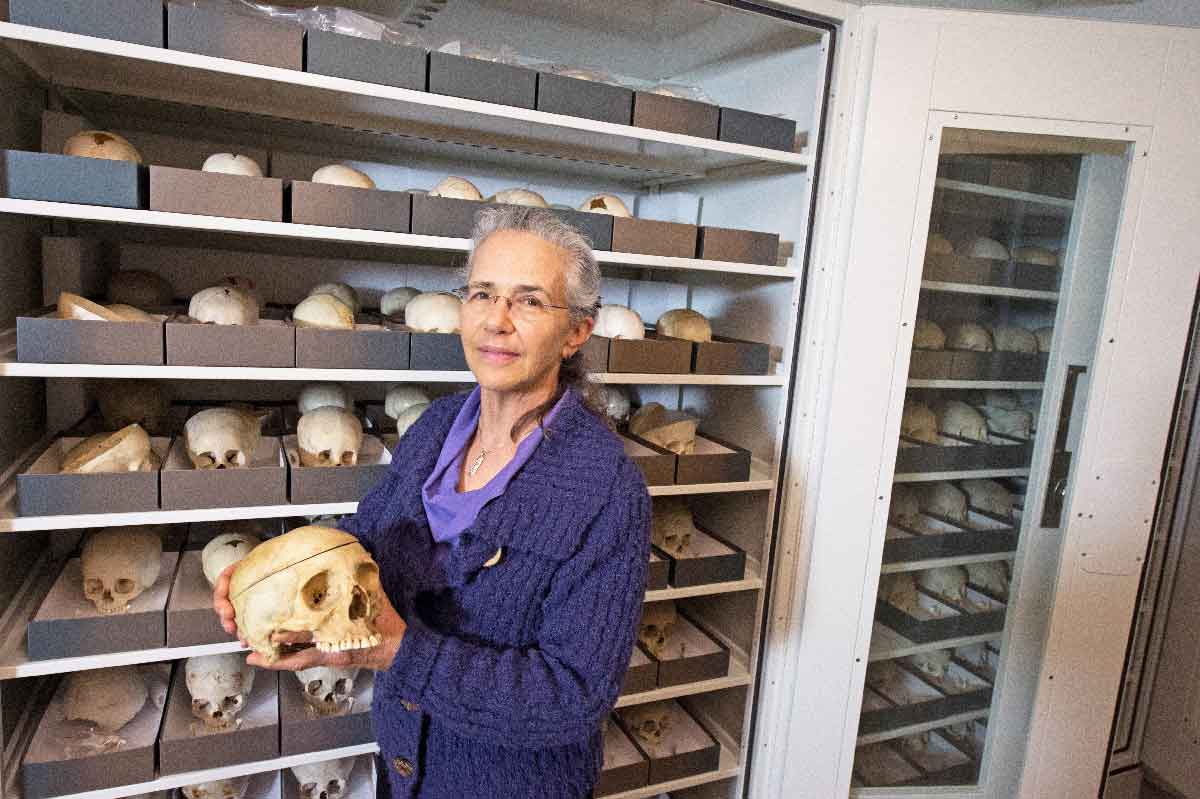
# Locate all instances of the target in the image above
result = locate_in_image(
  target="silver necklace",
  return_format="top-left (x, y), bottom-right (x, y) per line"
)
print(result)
top-left (467, 446), bottom-right (489, 477)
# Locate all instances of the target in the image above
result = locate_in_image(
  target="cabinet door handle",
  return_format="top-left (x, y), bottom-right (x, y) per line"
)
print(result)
top-left (1040, 364), bottom-right (1087, 529)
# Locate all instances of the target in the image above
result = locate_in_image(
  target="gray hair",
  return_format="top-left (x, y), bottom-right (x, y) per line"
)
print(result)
top-left (462, 205), bottom-right (601, 322)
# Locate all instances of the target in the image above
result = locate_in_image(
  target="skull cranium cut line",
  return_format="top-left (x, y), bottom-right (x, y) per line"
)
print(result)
top-left (229, 527), bottom-right (382, 662)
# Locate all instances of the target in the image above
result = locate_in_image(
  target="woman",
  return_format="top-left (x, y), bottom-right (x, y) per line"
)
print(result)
top-left (214, 206), bottom-right (651, 799)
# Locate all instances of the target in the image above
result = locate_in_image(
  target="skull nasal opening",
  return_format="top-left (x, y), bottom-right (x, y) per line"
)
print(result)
top-left (349, 586), bottom-right (367, 620)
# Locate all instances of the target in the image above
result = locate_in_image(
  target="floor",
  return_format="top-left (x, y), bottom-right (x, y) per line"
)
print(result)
top-left (1144, 779), bottom-right (1185, 799)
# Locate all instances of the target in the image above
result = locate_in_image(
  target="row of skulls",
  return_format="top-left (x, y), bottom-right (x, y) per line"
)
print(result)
top-left (180, 757), bottom-right (361, 799)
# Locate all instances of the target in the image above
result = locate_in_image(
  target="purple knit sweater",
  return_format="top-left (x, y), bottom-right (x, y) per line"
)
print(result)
top-left (341, 389), bottom-right (651, 799)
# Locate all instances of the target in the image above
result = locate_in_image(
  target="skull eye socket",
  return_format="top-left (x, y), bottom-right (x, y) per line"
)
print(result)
top-left (306, 680), bottom-right (324, 695)
top-left (301, 570), bottom-right (332, 609)
top-left (197, 452), bottom-right (217, 468)
top-left (339, 451), bottom-right (355, 466)
top-left (300, 783), bottom-right (317, 799)
top-left (84, 578), bottom-right (103, 595)
top-left (333, 679), bottom-right (348, 693)
top-left (222, 695), bottom-right (242, 709)
top-left (319, 449), bottom-right (332, 461)
top-left (355, 561), bottom-right (380, 591)
top-left (114, 578), bottom-right (136, 594)
top-left (193, 699), bottom-right (210, 712)
top-left (225, 449), bottom-right (242, 465)
top-left (326, 781), bottom-right (343, 797)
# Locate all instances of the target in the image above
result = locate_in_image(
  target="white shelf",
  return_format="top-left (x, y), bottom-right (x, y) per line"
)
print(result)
top-left (606, 746), bottom-right (740, 799)
top-left (935, 178), bottom-right (1075, 212)
top-left (907, 379), bottom-right (1044, 390)
top-left (0, 23), bottom-right (811, 185)
top-left (893, 468), bottom-right (1030, 484)
top-left (856, 707), bottom-right (990, 747)
top-left (645, 559), bottom-right (764, 602)
top-left (868, 622), bottom-right (1003, 663)
top-left (922, 280), bottom-right (1059, 301)
top-left (0, 198), bottom-right (799, 279)
top-left (879, 551), bottom-right (1014, 575)
top-left (615, 652), bottom-right (752, 709)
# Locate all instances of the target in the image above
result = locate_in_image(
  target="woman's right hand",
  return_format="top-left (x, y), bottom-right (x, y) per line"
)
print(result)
top-left (212, 563), bottom-right (246, 644)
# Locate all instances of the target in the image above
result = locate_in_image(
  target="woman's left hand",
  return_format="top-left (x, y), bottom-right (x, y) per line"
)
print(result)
top-left (245, 587), bottom-right (407, 672)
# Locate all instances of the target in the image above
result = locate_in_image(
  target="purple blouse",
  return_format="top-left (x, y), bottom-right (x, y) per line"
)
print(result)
top-left (421, 386), bottom-right (572, 543)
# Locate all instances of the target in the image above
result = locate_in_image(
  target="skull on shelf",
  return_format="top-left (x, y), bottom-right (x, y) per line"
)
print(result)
top-left (297, 406), bottom-right (363, 467)
top-left (1012, 246), bottom-right (1059, 266)
top-left (393, 403), bottom-right (430, 436)
top-left (945, 322), bottom-right (994, 352)
top-left (578, 194), bottom-right (632, 217)
top-left (404, 292), bottom-right (462, 334)
top-left (966, 560), bottom-right (1011, 599)
top-left (622, 702), bottom-right (674, 749)
top-left (61, 424), bottom-right (158, 474)
top-left (926, 232), bottom-right (954, 255)
top-left (991, 325), bottom-right (1038, 354)
top-left (201, 532), bottom-right (262, 588)
top-left (638, 600), bottom-right (677, 660)
top-left (888, 485), bottom-right (921, 528)
top-left (916, 482), bottom-right (968, 524)
top-left (964, 236), bottom-right (1010, 261)
top-left (96, 380), bottom-right (169, 433)
top-left (185, 653), bottom-right (256, 730)
top-left (221, 275), bottom-right (265, 311)
top-left (311, 164), bottom-right (376, 190)
top-left (905, 648), bottom-right (953, 680)
top-left (935, 400), bottom-right (989, 442)
top-left (202, 153), bottom-right (263, 177)
top-left (294, 666), bottom-right (360, 716)
top-left (189, 285), bottom-right (260, 326)
top-left (184, 407), bottom-right (265, 470)
top-left (57, 292), bottom-right (153, 322)
top-left (651, 497), bottom-right (696, 557)
top-left (979, 405), bottom-right (1033, 439)
top-left (81, 526), bottom-right (163, 614)
top-left (290, 757), bottom-right (357, 799)
top-left (428, 176), bottom-right (482, 201)
top-left (63, 666), bottom-right (148, 732)
top-left (878, 572), bottom-right (919, 615)
top-left (298, 383), bottom-right (353, 416)
top-left (600, 385), bottom-right (631, 425)
top-left (656, 308), bottom-right (712, 343)
top-left (629, 403), bottom-right (699, 455)
top-left (229, 527), bottom-right (382, 662)
top-left (384, 386), bottom-right (431, 421)
top-left (293, 294), bottom-right (355, 330)
top-left (913, 319), bottom-right (946, 350)
top-left (380, 286), bottom-right (421, 319)
top-left (308, 283), bottom-right (361, 316)
top-left (63, 130), bottom-right (142, 163)
top-left (179, 777), bottom-right (251, 799)
top-left (960, 479), bottom-right (1014, 519)
top-left (917, 565), bottom-right (969, 603)
top-left (108, 270), bottom-right (174, 307)
top-left (1035, 327), bottom-right (1053, 353)
top-left (593, 305), bottom-right (645, 340)
top-left (488, 188), bottom-right (548, 207)
top-left (900, 401), bottom-right (939, 445)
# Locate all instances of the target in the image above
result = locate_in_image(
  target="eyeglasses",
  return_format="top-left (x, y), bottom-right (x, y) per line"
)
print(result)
top-left (453, 285), bottom-right (576, 322)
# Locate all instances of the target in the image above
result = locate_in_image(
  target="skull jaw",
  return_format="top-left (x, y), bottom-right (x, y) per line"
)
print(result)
top-left (86, 591), bottom-right (137, 615)
top-left (302, 692), bottom-right (354, 717)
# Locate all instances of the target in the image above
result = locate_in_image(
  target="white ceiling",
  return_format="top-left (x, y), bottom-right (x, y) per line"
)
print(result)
top-left (866, 0), bottom-right (1200, 27)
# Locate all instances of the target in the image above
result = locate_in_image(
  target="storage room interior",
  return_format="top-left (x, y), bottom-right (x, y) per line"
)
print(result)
top-left (0, 1), bottom-right (1198, 798)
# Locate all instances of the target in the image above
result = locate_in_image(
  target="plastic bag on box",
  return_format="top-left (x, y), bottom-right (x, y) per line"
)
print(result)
top-left (176, 0), bottom-right (425, 46)
top-left (646, 82), bottom-right (715, 105)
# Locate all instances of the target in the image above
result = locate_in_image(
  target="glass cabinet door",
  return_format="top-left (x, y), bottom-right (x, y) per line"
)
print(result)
top-left (851, 125), bottom-right (1138, 792)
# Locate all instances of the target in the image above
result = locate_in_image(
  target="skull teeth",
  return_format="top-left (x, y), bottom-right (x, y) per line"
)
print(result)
top-left (315, 636), bottom-right (376, 654)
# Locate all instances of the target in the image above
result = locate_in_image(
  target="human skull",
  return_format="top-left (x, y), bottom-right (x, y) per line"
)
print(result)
top-left (980, 390), bottom-right (1021, 410)
top-left (878, 572), bottom-right (919, 615)
top-left (394, 403), bottom-right (430, 436)
top-left (108, 270), bottom-right (173, 307)
top-left (405, 292), bottom-right (462, 333)
top-left (229, 527), bottom-right (381, 661)
top-left (651, 497), bottom-right (695, 557)
top-left (57, 292), bottom-right (153, 322)
top-left (593, 305), bottom-right (645, 339)
top-left (294, 294), bottom-right (355, 330)
top-left (429, 176), bottom-right (482, 201)
top-left (297, 406), bottom-right (363, 467)
top-left (917, 565), bottom-right (969, 603)
top-left (992, 325), bottom-right (1038, 354)
top-left (299, 383), bottom-right (352, 415)
top-left (629, 403), bottom-right (698, 455)
top-left (488, 188), bottom-right (548, 207)
top-left (979, 405), bottom-right (1033, 439)
top-left (311, 165), bottom-right (375, 190)
top-left (927, 232), bottom-right (954, 255)
top-left (221, 276), bottom-right (265, 311)
top-left (189, 286), bottom-right (259, 326)
top-left (900, 401), bottom-right (939, 444)
top-left (905, 648), bottom-right (953, 679)
top-left (946, 322), bottom-right (994, 352)
top-left (916, 482), bottom-right (968, 524)
top-left (179, 777), bottom-right (250, 799)
top-left (202, 153), bottom-right (263, 177)
top-left (960, 479), bottom-right (1014, 519)
top-left (936, 400), bottom-right (989, 442)
top-left (601, 385), bottom-right (631, 425)
top-left (888, 485), bottom-right (920, 527)
top-left (186, 653), bottom-right (256, 729)
top-left (380, 286), bottom-right (420, 318)
top-left (96, 380), bottom-right (169, 433)
top-left (966, 560), bottom-right (1011, 598)
top-left (1035, 327), bottom-right (1053, 353)
top-left (638, 601), bottom-right (677, 659)
top-left (579, 194), bottom-right (631, 217)
top-left (913, 319), bottom-right (946, 350)
top-left (63, 667), bottom-right (147, 732)
top-left (622, 702), bottom-right (673, 748)
top-left (184, 407), bottom-right (264, 470)
top-left (291, 757), bottom-right (357, 799)
top-left (61, 424), bottom-right (157, 474)
top-left (294, 666), bottom-right (360, 715)
top-left (63, 130), bottom-right (142, 163)
top-left (657, 308), bottom-right (712, 343)
top-left (1012, 246), bottom-right (1059, 266)
top-left (308, 283), bottom-right (361, 316)
top-left (384, 386), bottom-right (430, 420)
top-left (964, 236), bottom-right (1010, 261)
top-left (81, 527), bottom-right (163, 614)
top-left (201, 533), bottom-right (262, 588)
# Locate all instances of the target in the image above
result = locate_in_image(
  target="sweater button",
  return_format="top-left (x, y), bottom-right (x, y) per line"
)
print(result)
top-left (392, 757), bottom-right (415, 778)
top-left (400, 699), bottom-right (420, 712)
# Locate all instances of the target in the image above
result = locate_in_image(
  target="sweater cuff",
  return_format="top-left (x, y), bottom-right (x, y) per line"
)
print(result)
top-left (386, 613), bottom-right (443, 699)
